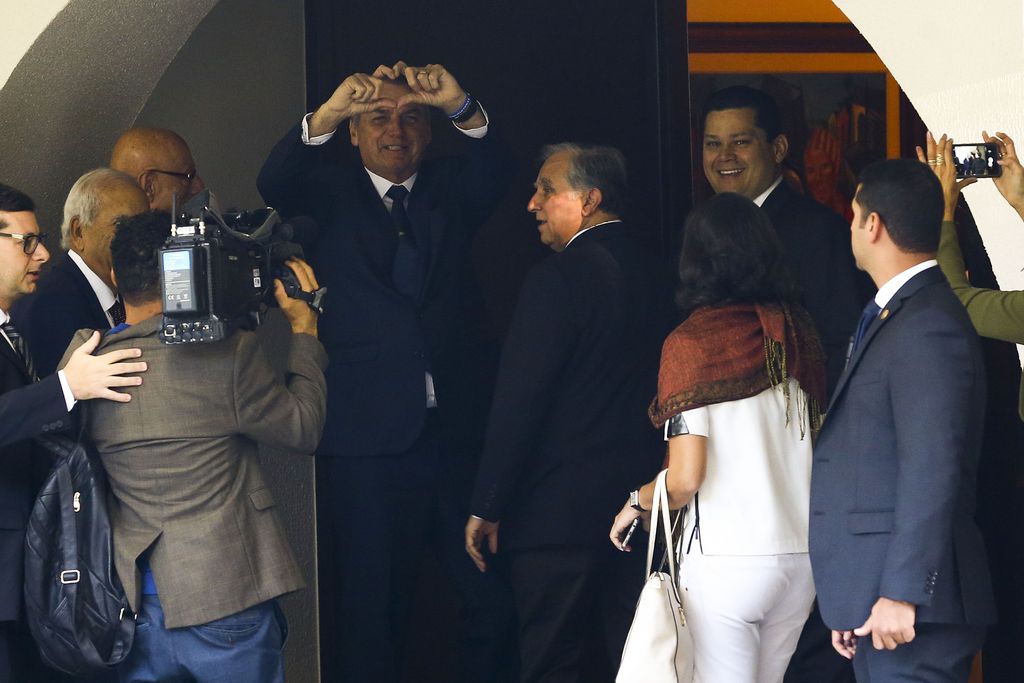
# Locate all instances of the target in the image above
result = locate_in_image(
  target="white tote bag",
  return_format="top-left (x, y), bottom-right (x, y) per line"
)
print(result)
top-left (616, 469), bottom-right (694, 683)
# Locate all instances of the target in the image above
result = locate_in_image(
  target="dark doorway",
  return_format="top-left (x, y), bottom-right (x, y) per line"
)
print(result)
top-left (303, 1), bottom-right (691, 679)
top-left (304, 0), bottom-right (691, 336)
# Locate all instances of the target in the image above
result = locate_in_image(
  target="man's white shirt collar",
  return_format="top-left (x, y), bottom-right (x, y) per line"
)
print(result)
top-left (752, 175), bottom-right (784, 208)
top-left (874, 260), bottom-right (938, 309)
top-left (564, 219), bottom-right (622, 249)
top-left (67, 250), bottom-right (117, 314)
top-left (366, 169), bottom-right (417, 203)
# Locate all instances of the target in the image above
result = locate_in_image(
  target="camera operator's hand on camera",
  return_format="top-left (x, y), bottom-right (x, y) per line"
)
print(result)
top-left (917, 131), bottom-right (975, 221)
top-left (275, 258), bottom-right (320, 337)
top-left (309, 72), bottom-right (395, 137)
top-left (63, 331), bottom-right (146, 403)
top-left (983, 131), bottom-right (1024, 218)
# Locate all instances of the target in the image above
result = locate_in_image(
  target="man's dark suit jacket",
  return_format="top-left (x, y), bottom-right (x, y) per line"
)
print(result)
top-left (12, 254), bottom-right (110, 378)
top-left (470, 222), bottom-right (672, 551)
top-left (809, 267), bottom-right (996, 631)
top-left (0, 338), bottom-right (69, 622)
top-left (761, 181), bottom-right (866, 392)
top-left (257, 123), bottom-right (513, 460)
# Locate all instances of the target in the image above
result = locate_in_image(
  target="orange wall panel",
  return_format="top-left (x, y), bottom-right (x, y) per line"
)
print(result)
top-left (688, 0), bottom-right (851, 24)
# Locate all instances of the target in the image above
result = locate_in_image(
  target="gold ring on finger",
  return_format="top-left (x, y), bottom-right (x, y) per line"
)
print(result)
top-left (936, 154), bottom-right (945, 162)
top-left (928, 159), bottom-right (939, 166)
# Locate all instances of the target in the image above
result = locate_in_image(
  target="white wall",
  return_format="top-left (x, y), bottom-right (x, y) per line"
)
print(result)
top-left (0, 1), bottom-right (68, 89)
top-left (837, 0), bottom-right (1024, 360)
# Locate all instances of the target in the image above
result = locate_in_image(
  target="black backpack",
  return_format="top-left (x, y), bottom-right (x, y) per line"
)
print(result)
top-left (23, 434), bottom-right (135, 676)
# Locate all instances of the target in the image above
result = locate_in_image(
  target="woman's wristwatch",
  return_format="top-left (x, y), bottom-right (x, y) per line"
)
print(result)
top-left (629, 489), bottom-right (646, 511)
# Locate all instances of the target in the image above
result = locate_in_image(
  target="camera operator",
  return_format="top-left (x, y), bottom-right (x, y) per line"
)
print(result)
top-left (921, 130), bottom-right (1024, 418)
top-left (60, 211), bottom-right (327, 682)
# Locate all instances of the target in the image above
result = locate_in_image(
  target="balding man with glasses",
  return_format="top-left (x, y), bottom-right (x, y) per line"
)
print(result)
top-left (110, 127), bottom-right (206, 211)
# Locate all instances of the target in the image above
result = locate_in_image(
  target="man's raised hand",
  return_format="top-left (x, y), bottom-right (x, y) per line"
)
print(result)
top-left (395, 63), bottom-right (469, 116)
top-left (309, 73), bottom-right (396, 137)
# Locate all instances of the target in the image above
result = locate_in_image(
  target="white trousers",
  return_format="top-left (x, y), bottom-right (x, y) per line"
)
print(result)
top-left (680, 551), bottom-right (815, 683)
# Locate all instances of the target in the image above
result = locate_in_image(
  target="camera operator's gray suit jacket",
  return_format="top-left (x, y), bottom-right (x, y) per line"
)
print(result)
top-left (61, 316), bottom-right (328, 628)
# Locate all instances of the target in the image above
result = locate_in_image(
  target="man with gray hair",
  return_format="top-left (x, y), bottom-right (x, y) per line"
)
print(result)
top-left (465, 143), bottom-right (672, 682)
top-left (12, 168), bottom-right (148, 376)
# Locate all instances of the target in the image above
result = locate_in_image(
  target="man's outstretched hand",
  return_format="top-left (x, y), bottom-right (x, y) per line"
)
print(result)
top-left (63, 331), bottom-right (146, 402)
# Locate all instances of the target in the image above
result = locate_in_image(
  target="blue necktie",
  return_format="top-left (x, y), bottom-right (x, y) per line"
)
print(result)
top-left (386, 185), bottom-right (424, 300)
top-left (851, 300), bottom-right (882, 355)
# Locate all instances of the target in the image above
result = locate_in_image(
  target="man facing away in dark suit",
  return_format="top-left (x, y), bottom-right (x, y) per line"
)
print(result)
top-left (258, 60), bottom-right (516, 682)
top-left (13, 168), bottom-right (148, 378)
top-left (465, 144), bottom-right (672, 683)
top-left (809, 159), bottom-right (996, 682)
top-left (62, 211), bottom-right (327, 682)
top-left (700, 85), bottom-right (866, 683)
top-left (0, 183), bottom-right (147, 682)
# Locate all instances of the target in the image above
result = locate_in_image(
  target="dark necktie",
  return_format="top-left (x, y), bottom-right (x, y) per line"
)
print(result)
top-left (108, 298), bottom-right (126, 326)
top-left (851, 300), bottom-right (882, 355)
top-left (2, 320), bottom-right (37, 381)
top-left (386, 185), bottom-right (423, 300)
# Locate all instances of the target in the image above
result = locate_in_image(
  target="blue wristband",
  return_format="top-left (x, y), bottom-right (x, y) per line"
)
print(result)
top-left (447, 94), bottom-right (475, 121)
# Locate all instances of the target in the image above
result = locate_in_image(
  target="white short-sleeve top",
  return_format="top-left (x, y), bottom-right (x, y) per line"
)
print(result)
top-left (675, 378), bottom-right (812, 556)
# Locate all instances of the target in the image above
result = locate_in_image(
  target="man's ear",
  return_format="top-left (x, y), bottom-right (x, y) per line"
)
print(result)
top-left (349, 118), bottom-right (360, 148)
top-left (68, 217), bottom-right (86, 251)
top-left (139, 171), bottom-right (158, 205)
top-left (772, 134), bottom-right (790, 164)
top-left (109, 268), bottom-right (117, 291)
top-left (866, 211), bottom-right (885, 243)
top-left (581, 188), bottom-right (604, 217)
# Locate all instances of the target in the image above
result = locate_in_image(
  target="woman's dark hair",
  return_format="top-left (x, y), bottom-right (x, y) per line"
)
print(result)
top-left (676, 192), bottom-right (799, 312)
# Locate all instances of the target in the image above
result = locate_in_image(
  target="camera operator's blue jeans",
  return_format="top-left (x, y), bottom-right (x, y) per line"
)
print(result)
top-left (117, 595), bottom-right (286, 683)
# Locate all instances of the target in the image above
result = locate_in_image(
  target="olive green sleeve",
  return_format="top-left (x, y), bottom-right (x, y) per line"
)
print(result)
top-left (937, 219), bottom-right (1024, 420)
top-left (937, 220), bottom-right (1024, 344)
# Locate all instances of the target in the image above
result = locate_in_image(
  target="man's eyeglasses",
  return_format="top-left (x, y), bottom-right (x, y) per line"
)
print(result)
top-left (0, 232), bottom-right (47, 254)
top-left (149, 168), bottom-right (198, 183)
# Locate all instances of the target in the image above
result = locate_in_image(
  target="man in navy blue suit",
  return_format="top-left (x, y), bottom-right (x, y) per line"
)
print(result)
top-left (809, 159), bottom-right (996, 682)
top-left (258, 61), bottom-right (515, 682)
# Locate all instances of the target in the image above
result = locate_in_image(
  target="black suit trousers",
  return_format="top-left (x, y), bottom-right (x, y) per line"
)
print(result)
top-left (506, 544), bottom-right (645, 683)
top-left (315, 414), bottom-right (517, 683)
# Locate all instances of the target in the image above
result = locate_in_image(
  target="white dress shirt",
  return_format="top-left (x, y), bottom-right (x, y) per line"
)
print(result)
top-left (752, 176), bottom-right (784, 208)
top-left (563, 219), bottom-right (621, 249)
top-left (873, 260), bottom-right (938, 309)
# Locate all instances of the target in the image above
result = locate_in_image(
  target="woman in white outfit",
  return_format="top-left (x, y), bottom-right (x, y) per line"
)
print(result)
top-left (611, 192), bottom-right (826, 683)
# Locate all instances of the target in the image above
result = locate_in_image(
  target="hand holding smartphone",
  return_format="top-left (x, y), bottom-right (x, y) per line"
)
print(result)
top-left (953, 142), bottom-right (1001, 179)
top-left (620, 517), bottom-right (641, 551)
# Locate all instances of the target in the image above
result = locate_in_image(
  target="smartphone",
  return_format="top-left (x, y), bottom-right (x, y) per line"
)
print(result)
top-left (953, 142), bottom-right (1001, 179)
top-left (620, 518), bottom-right (641, 550)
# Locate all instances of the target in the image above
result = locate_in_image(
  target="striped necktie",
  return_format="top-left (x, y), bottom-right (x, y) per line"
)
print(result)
top-left (2, 321), bottom-right (37, 381)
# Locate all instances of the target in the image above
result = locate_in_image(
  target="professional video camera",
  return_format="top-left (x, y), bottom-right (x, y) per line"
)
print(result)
top-left (158, 191), bottom-right (325, 344)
